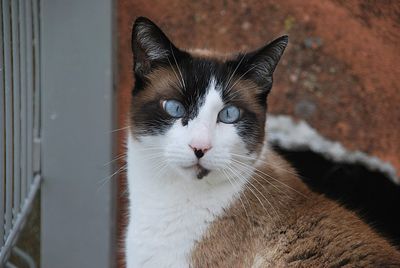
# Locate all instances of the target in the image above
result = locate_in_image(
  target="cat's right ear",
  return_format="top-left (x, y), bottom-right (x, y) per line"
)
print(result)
top-left (131, 17), bottom-right (180, 78)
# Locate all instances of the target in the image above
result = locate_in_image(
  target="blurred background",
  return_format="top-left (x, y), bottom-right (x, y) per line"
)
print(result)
top-left (1, 0), bottom-right (399, 267)
top-left (118, 0), bottom-right (400, 176)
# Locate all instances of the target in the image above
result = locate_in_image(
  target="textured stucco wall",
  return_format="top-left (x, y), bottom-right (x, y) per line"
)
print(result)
top-left (117, 0), bottom-right (400, 179)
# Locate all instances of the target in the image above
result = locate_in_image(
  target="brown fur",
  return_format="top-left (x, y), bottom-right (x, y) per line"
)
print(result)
top-left (133, 67), bottom-right (181, 103)
top-left (190, 150), bottom-right (400, 267)
top-left (130, 36), bottom-right (400, 265)
top-left (130, 67), bottom-right (183, 137)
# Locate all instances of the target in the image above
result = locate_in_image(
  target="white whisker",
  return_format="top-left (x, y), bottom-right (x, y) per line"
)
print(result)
top-left (229, 162), bottom-right (283, 220)
top-left (167, 57), bottom-right (184, 92)
top-left (97, 163), bottom-right (128, 192)
top-left (170, 43), bottom-right (186, 91)
top-left (110, 125), bottom-right (130, 133)
top-left (224, 54), bottom-right (246, 91)
top-left (231, 158), bottom-right (308, 199)
top-left (231, 158), bottom-right (293, 200)
top-left (230, 152), bottom-right (301, 178)
top-left (222, 167), bottom-right (252, 223)
top-left (227, 164), bottom-right (274, 219)
top-left (103, 153), bottom-right (127, 167)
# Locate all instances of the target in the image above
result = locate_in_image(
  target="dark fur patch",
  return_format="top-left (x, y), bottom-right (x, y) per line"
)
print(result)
top-left (130, 57), bottom-right (266, 152)
top-left (130, 17), bottom-right (287, 152)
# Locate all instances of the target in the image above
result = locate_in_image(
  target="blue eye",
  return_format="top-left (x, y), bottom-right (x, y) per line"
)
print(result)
top-left (218, 106), bottom-right (240, 124)
top-left (162, 100), bottom-right (186, 118)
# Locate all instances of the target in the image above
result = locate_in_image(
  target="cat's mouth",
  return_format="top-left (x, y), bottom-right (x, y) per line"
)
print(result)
top-left (183, 164), bottom-right (210, 180)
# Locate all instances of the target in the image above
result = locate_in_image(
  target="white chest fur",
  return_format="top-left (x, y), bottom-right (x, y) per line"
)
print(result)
top-left (125, 137), bottom-right (244, 268)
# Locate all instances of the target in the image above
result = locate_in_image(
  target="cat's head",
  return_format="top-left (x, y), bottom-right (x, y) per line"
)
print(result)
top-left (130, 17), bottom-right (287, 182)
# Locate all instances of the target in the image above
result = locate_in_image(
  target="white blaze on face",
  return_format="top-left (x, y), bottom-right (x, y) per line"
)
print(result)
top-left (188, 78), bottom-right (221, 151)
top-left (163, 77), bottom-right (250, 181)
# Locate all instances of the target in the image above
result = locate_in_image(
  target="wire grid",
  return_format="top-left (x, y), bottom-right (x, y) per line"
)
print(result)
top-left (0, 0), bottom-right (42, 264)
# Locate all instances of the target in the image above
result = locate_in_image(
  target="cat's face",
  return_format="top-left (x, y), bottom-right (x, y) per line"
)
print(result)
top-left (130, 17), bottom-right (287, 181)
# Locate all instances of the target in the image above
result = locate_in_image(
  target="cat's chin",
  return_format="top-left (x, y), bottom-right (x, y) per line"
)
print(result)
top-left (180, 164), bottom-right (210, 180)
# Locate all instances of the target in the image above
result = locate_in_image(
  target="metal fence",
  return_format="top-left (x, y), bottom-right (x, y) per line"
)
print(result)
top-left (0, 0), bottom-right (42, 266)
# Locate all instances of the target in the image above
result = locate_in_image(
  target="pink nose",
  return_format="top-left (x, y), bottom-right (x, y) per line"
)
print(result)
top-left (189, 144), bottom-right (211, 159)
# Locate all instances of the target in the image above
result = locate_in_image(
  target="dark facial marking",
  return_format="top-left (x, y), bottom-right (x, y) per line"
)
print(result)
top-left (130, 17), bottom-right (287, 154)
top-left (196, 165), bottom-right (210, 180)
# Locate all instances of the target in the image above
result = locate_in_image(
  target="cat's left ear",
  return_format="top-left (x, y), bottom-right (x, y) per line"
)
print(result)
top-left (131, 17), bottom-right (182, 78)
top-left (239, 35), bottom-right (288, 94)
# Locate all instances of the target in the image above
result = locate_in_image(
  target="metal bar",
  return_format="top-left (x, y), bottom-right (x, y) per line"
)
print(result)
top-left (2, 0), bottom-right (14, 241)
top-left (32, 0), bottom-right (40, 173)
top-left (0, 0), bottom-right (5, 245)
top-left (0, 175), bottom-right (42, 264)
top-left (12, 247), bottom-right (37, 268)
top-left (19, 0), bottom-right (27, 203)
top-left (41, 0), bottom-right (117, 266)
top-left (5, 262), bottom-right (18, 268)
top-left (25, 0), bottom-right (33, 187)
top-left (11, 0), bottom-right (21, 220)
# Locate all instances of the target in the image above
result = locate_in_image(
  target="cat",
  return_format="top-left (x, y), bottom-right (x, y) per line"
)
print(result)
top-left (125, 17), bottom-right (400, 267)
